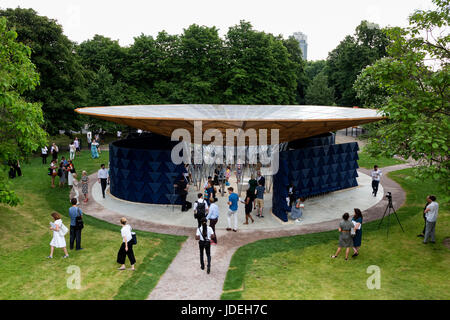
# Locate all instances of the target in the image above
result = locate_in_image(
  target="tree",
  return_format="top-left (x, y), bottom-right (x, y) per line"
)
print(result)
top-left (223, 21), bottom-right (299, 105)
top-left (0, 8), bottom-right (88, 134)
top-left (82, 66), bottom-right (129, 132)
top-left (305, 72), bottom-right (335, 105)
top-left (354, 0), bottom-right (449, 192)
top-left (77, 34), bottom-right (128, 82)
top-left (0, 17), bottom-right (47, 206)
top-left (305, 60), bottom-right (327, 82)
top-left (326, 21), bottom-right (389, 106)
top-left (282, 36), bottom-right (308, 104)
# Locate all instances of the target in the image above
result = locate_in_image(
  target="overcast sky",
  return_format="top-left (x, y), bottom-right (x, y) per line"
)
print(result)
top-left (1, 0), bottom-right (435, 60)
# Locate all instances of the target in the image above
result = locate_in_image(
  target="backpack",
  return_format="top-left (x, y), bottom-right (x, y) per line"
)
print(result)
top-left (57, 168), bottom-right (63, 177)
top-left (194, 201), bottom-right (206, 220)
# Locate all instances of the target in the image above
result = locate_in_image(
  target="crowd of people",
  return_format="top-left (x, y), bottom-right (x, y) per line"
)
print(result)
top-left (43, 154), bottom-right (440, 275)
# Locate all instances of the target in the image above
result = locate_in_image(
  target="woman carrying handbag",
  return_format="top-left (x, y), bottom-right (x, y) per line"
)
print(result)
top-left (117, 217), bottom-right (136, 271)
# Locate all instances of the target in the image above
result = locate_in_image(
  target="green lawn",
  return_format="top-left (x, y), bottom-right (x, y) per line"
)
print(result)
top-left (357, 150), bottom-right (406, 169)
top-left (221, 168), bottom-right (449, 300)
top-left (0, 150), bottom-right (186, 300)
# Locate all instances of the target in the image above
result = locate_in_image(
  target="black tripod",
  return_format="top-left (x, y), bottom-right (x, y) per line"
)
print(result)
top-left (378, 195), bottom-right (404, 237)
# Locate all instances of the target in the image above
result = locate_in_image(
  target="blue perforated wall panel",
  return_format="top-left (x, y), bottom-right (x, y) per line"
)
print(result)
top-left (109, 142), bottom-right (186, 204)
top-left (273, 141), bottom-right (360, 222)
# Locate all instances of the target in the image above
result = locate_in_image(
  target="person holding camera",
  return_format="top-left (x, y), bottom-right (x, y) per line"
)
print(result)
top-left (423, 195), bottom-right (439, 244)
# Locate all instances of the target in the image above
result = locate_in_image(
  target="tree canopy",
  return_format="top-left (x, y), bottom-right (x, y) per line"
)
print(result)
top-left (326, 21), bottom-right (389, 107)
top-left (0, 17), bottom-right (47, 206)
top-left (0, 8), bottom-right (87, 135)
top-left (354, 0), bottom-right (449, 193)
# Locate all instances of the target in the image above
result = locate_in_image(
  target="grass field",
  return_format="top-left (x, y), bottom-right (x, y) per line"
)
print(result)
top-left (357, 150), bottom-right (406, 169)
top-left (0, 150), bottom-right (186, 300)
top-left (221, 168), bottom-right (449, 300)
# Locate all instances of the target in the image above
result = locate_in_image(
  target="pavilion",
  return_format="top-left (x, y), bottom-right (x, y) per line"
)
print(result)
top-left (75, 104), bottom-right (385, 221)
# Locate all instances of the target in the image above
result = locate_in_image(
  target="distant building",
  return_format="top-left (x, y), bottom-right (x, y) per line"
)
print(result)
top-left (292, 32), bottom-right (308, 60)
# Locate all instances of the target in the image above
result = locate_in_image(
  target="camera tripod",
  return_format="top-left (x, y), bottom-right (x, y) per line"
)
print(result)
top-left (377, 195), bottom-right (404, 237)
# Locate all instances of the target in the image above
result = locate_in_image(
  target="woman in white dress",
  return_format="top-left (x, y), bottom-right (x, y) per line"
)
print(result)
top-left (48, 212), bottom-right (69, 259)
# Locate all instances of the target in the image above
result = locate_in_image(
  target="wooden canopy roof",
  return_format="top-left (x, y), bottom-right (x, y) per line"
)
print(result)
top-left (75, 104), bottom-right (385, 143)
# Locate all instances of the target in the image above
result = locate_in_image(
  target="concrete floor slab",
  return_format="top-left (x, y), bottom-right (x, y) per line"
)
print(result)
top-left (91, 171), bottom-right (383, 230)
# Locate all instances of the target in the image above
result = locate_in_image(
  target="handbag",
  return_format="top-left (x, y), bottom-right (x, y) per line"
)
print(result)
top-left (75, 208), bottom-right (84, 229)
top-left (60, 223), bottom-right (68, 236)
top-left (131, 232), bottom-right (137, 245)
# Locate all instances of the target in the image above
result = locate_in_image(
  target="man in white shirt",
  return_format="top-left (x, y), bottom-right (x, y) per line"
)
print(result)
top-left (195, 218), bottom-right (215, 274)
top-left (98, 164), bottom-right (109, 199)
top-left (371, 165), bottom-right (382, 197)
top-left (423, 195), bottom-right (439, 244)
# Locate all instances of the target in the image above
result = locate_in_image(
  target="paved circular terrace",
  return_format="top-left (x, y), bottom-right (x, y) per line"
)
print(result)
top-left (90, 171), bottom-right (383, 230)
top-left (77, 162), bottom-right (410, 300)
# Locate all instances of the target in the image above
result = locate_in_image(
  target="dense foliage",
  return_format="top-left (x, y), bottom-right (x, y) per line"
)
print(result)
top-left (354, 0), bottom-right (449, 195)
top-left (326, 21), bottom-right (390, 107)
top-left (0, 17), bottom-right (47, 205)
top-left (0, 8), bottom-right (87, 135)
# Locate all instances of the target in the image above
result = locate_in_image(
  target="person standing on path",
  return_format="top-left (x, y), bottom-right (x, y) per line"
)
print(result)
top-left (255, 180), bottom-right (265, 218)
top-left (351, 208), bottom-right (363, 258)
top-left (69, 198), bottom-right (83, 251)
top-left (331, 212), bottom-right (354, 260)
top-left (174, 176), bottom-right (188, 212)
top-left (226, 187), bottom-right (239, 232)
top-left (81, 171), bottom-right (89, 203)
top-left (117, 217), bottom-right (136, 271)
top-left (242, 189), bottom-right (255, 225)
top-left (195, 218), bottom-right (215, 274)
top-left (248, 175), bottom-right (258, 209)
top-left (371, 165), bottom-right (382, 197)
top-left (256, 170), bottom-right (265, 189)
top-left (194, 193), bottom-right (209, 228)
top-left (423, 195), bottom-right (439, 244)
top-left (206, 198), bottom-right (219, 244)
top-left (98, 164), bottom-right (109, 199)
